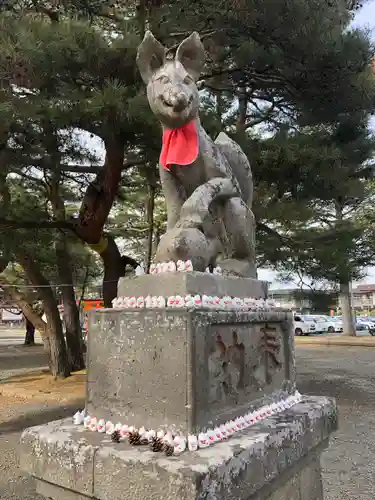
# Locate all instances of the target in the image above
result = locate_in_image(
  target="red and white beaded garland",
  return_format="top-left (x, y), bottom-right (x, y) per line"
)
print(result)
top-left (135, 260), bottom-right (223, 276)
top-left (112, 294), bottom-right (280, 310)
top-left (73, 391), bottom-right (302, 456)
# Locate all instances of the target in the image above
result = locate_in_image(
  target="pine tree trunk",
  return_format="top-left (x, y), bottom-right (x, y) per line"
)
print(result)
top-left (45, 305), bottom-right (71, 377)
top-left (145, 182), bottom-right (155, 273)
top-left (334, 200), bottom-right (356, 336)
top-left (154, 223), bottom-right (162, 252)
top-left (236, 84), bottom-right (248, 133)
top-left (49, 174), bottom-right (85, 370)
top-left (75, 139), bottom-right (136, 306)
top-left (24, 317), bottom-right (35, 345)
top-left (340, 282), bottom-right (356, 336)
top-left (137, 0), bottom-right (147, 38)
top-left (62, 294), bottom-right (86, 370)
top-left (216, 92), bottom-right (223, 122)
top-left (0, 277), bottom-right (50, 353)
top-left (98, 234), bottom-right (139, 307)
top-left (15, 250), bottom-right (71, 377)
top-left (100, 234), bottom-right (127, 307)
top-left (77, 139), bottom-right (125, 244)
top-left (55, 236), bottom-right (85, 371)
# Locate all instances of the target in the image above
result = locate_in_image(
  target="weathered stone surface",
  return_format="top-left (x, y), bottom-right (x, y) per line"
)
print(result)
top-left (251, 442), bottom-right (325, 500)
top-left (20, 396), bottom-right (337, 500)
top-left (36, 479), bottom-right (92, 500)
top-left (299, 458), bottom-right (324, 500)
top-left (117, 272), bottom-right (268, 299)
top-left (20, 419), bottom-right (97, 496)
top-left (264, 472), bottom-right (302, 500)
top-left (87, 308), bottom-right (295, 433)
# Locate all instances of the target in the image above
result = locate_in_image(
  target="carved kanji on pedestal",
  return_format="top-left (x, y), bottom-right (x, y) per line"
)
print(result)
top-left (260, 324), bottom-right (283, 385)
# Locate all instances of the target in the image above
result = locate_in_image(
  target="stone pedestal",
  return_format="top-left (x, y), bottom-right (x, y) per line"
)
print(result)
top-left (20, 396), bottom-right (337, 500)
top-left (19, 274), bottom-right (337, 500)
top-left (87, 308), bottom-right (294, 433)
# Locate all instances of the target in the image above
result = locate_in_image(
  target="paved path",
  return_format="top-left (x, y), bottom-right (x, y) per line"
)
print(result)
top-left (0, 343), bottom-right (79, 500)
top-left (305, 329), bottom-right (371, 337)
top-left (0, 329), bottom-right (42, 346)
top-left (0, 345), bottom-right (47, 381)
top-left (295, 335), bottom-right (375, 347)
top-left (0, 345), bottom-right (374, 499)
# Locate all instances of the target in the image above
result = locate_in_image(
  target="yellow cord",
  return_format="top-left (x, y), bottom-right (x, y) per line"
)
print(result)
top-left (87, 236), bottom-right (108, 254)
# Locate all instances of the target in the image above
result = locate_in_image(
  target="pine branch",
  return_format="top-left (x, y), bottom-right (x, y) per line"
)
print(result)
top-left (0, 218), bottom-right (74, 231)
top-left (257, 222), bottom-right (292, 243)
top-left (166, 30), bottom-right (218, 53)
top-left (57, 157), bottom-right (146, 174)
top-left (30, 0), bottom-right (59, 22)
top-left (97, 5), bottom-right (125, 22)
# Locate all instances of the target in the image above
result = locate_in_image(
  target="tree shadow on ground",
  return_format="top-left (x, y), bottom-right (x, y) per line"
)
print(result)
top-left (297, 373), bottom-right (374, 406)
top-left (0, 353), bottom-right (48, 372)
top-left (0, 400), bottom-right (83, 435)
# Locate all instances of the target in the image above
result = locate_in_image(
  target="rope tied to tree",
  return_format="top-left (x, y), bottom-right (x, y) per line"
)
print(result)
top-left (87, 236), bottom-right (108, 255)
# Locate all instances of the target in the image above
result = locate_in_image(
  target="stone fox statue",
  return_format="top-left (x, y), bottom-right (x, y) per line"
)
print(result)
top-left (136, 31), bottom-right (256, 277)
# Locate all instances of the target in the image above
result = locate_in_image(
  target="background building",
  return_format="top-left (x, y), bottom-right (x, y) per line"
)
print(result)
top-left (270, 284), bottom-right (375, 315)
top-left (269, 289), bottom-right (311, 311)
top-left (352, 285), bottom-right (375, 313)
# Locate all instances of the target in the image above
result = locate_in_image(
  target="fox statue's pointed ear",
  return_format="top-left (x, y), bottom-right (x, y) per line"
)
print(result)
top-left (136, 31), bottom-right (166, 84)
top-left (176, 32), bottom-right (205, 81)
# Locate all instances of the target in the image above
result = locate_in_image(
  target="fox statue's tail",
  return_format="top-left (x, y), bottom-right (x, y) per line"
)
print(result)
top-left (215, 132), bottom-right (253, 207)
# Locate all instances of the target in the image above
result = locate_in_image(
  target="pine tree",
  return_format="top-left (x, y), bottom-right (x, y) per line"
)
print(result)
top-left (0, 175), bottom-right (100, 375)
top-left (0, 0), bottom-right (374, 318)
top-left (252, 114), bottom-right (375, 335)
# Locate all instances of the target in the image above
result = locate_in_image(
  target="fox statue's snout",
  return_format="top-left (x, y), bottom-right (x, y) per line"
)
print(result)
top-left (162, 91), bottom-right (192, 113)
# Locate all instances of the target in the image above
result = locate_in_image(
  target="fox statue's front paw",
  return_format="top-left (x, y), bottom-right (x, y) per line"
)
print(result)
top-left (218, 259), bottom-right (257, 279)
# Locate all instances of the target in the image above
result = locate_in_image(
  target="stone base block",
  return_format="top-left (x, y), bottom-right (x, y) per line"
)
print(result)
top-left (118, 272), bottom-right (268, 299)
top-left (20, 396), bottom-right (338, 500)
top-left (87, 308), bottom-right (295, 434)
top-left (36, 480), bottom-right (91, 500)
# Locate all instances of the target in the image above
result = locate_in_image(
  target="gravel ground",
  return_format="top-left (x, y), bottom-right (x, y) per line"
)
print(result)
top-left (0, 344), bottom-right (81, 500)
top-left (0, 345), bottom-right (374, 499)
top-left (0, 400), bottom-right (82, 500)
top-left (297, 346), bottom-right (375, 500)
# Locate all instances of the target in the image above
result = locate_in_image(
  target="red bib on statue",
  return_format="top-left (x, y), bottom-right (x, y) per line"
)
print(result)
top-left (160, 121), bottom-right (199, 170)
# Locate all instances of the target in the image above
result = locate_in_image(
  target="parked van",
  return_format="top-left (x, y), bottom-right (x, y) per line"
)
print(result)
top-left (293, 315), bottom-right (316, 336)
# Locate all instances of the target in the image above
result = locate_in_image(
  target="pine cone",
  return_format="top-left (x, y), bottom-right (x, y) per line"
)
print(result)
top-left (140, 437), bottom-right (149, 446)
top-left (128, 431), bottom-right (141, 446)
top-left (150, 436), bottom-right (164, 452)
top-left (111, 430), bottom-right (121, 443)
top-left (163, 443), bottom-right (174, 456)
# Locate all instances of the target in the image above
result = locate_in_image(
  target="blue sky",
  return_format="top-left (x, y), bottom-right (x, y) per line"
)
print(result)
top-left (352, 1), bottom-right (375, 34)
top-left (262, 1), bottom-right (375, 289)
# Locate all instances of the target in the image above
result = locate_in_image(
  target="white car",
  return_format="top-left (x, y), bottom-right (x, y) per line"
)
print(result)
top-left (330, 317), bottom-right (343, 332)
top-left (357, 318), bottom-right (375, 331)
top-left (311, 316), bottom-right (342, 334)
top-left (293, 315), bottom-right (316, 336)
